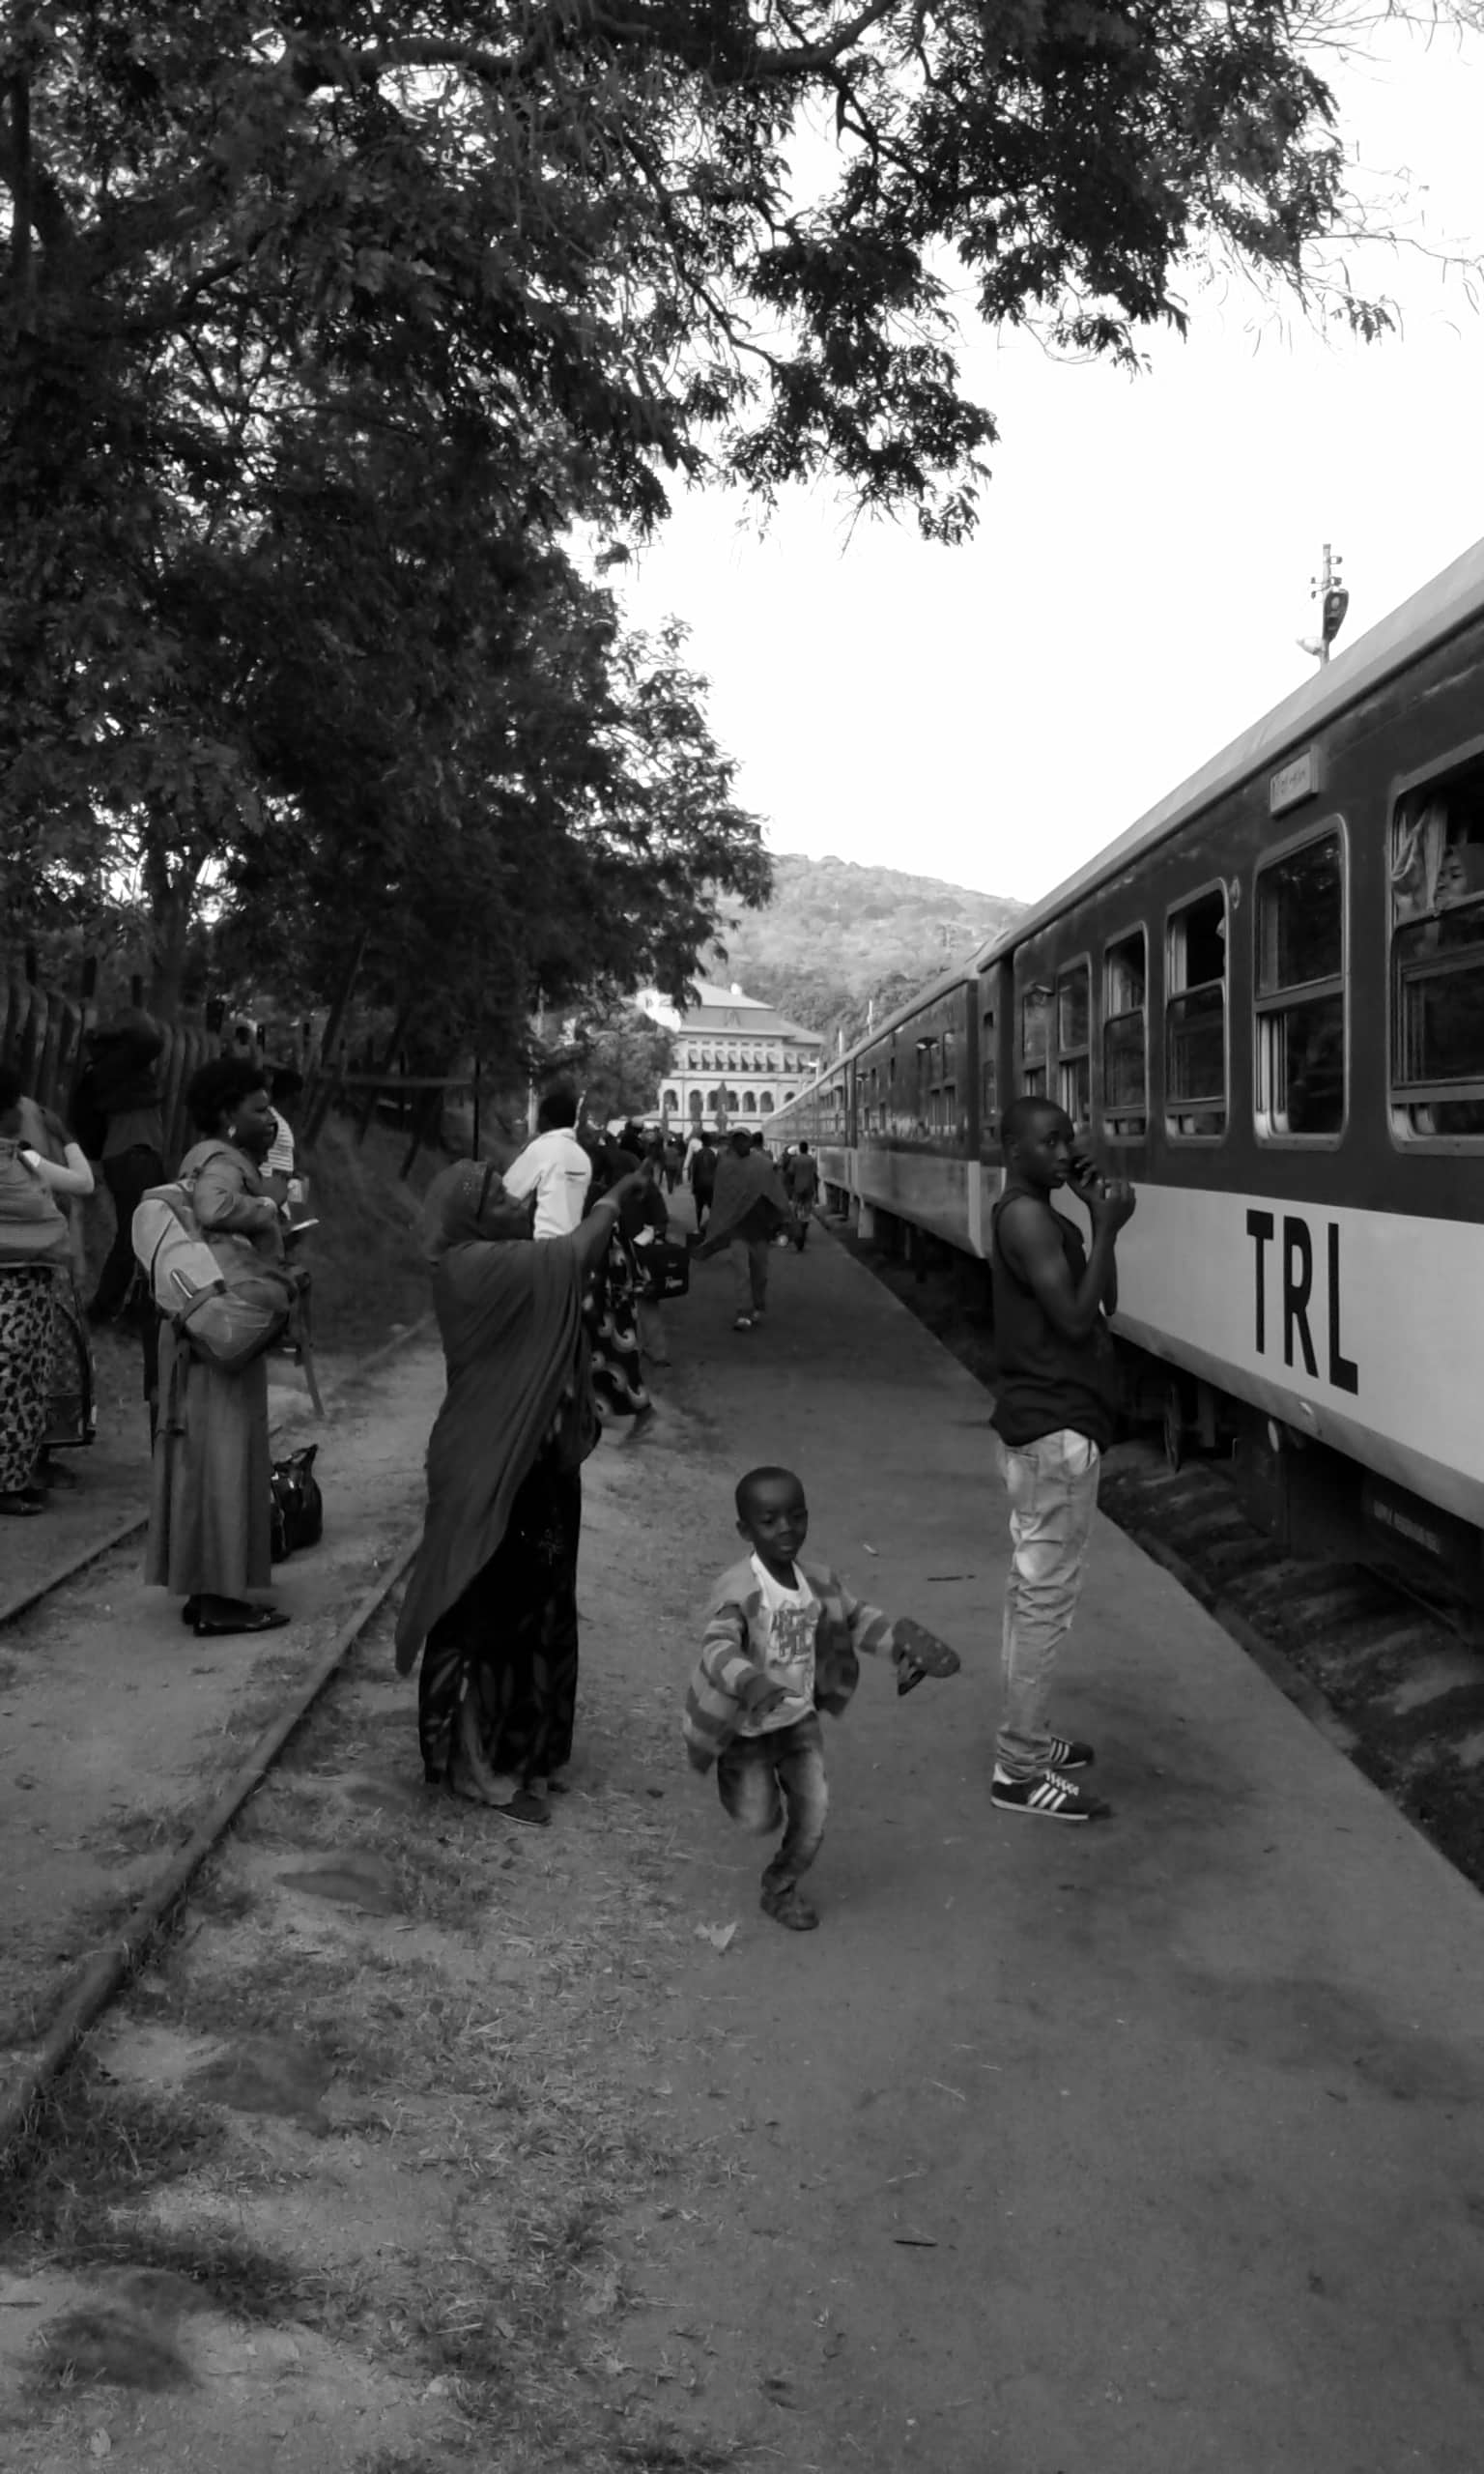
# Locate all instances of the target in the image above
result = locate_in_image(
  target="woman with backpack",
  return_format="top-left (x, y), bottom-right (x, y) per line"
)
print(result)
top-left (146, 1058), bottom-right (293, 1636)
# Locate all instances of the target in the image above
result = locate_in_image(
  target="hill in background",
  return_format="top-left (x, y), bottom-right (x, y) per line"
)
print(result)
top-left (706, 851), bottom-right (1024, 1046)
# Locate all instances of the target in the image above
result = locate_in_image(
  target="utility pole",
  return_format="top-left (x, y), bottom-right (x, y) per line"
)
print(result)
top-left (1299, 544), bottom-right (1349, 668)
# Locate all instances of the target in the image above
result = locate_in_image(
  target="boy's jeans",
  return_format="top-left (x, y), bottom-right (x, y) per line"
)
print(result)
top-left (717, 1713), bottom-right (828, 1889)
top-left (996, 1428), bottom-right (1101, 1778)
top-left (730, 1235), bottom-right (770, 1317)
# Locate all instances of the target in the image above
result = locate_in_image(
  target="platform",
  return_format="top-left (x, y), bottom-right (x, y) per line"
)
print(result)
top-left (651, 1205), bottom-right (1484, 2474)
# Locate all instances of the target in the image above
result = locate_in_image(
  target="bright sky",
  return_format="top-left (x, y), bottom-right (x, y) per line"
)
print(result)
top-left (616, 18), bottom-right (1484, 905)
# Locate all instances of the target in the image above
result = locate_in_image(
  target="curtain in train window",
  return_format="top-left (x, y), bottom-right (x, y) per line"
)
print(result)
top-left (1390, 760), bottom-right (1484, 1135)
top-left (1101, 930), bottom-right (1147, 1136)
top-left (1165, 889), bottom-right (1227, 1136)
top-left (1255, 832), bottom-right (1346, 1136)
top-left (1020, 986), bottom-right (1051, 1099)
top-left (1056, 963), bottom-right (1091, 1127)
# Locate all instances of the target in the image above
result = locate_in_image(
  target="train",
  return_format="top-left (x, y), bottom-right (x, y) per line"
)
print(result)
top-left (768, 535), bottom-right (1484, 1609)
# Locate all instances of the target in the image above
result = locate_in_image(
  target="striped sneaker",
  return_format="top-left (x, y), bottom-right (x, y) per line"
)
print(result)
top-left (990, 1768), bottom-right (1111, 1822)
top-left (1045, 1735), bottom-right (1095, 1771)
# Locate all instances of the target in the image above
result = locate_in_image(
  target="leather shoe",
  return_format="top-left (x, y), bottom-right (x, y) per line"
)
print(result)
top-left (192, 1603), bottom-right (291, 1638)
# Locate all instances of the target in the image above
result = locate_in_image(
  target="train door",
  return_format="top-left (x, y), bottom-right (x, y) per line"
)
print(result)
top-left (974, 957), bottom-right (1013, 1254)
top-left (978, 958), bottom-right (1012, 1157)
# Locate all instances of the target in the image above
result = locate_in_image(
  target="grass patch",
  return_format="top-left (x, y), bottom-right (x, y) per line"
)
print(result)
top-left (0, 2061), bottom-right (340, 2335)
top-left (34, 2299), bottom-right (190, 2392)
top-left (3, 2065), bottom-right (220, 2253)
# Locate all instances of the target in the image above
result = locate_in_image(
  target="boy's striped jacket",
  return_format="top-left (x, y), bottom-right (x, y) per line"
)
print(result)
top-left (682, 1555), bottom-right (906, 1771)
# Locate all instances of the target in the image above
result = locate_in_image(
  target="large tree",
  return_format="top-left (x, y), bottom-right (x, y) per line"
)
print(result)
top-left (0, 0), bottom-right (1401, 1027)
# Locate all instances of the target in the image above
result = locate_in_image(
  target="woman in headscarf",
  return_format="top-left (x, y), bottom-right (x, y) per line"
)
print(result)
top-left (396, 1155), bottom-right (652, 1822)
top-left (0, 1066), bottom-right (75, 1516)
top-left (17, 1089), bottom-right (97, 1488)
top-left (147, 1057), bottom-right (295, 1636)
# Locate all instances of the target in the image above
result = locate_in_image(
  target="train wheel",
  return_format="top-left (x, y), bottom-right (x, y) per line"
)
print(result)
top-left (1162, 1380), bottom-right (1186, 1475)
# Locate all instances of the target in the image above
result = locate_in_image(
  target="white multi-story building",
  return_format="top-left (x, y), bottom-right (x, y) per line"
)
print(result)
top-left (635, 980), bottom-right (824, 1127)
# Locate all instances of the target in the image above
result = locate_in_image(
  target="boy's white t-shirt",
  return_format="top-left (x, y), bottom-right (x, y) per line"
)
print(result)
top-left (502, 1129), bottom-right (592, 1239)
top-left (735, 1554), bottom-right (818, 1736)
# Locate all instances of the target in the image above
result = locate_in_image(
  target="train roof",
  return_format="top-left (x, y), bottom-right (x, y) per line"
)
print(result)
top-left (783, 532), bottom-right (1484, 1106)
top-left (985, 531), bottom-right (1484, 963)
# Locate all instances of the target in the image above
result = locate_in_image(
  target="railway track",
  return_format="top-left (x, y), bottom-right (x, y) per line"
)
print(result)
top-left (842, 1223), bottom-right (1484, 1896)
top-left (0, 1318), bottom-right (433, 2166)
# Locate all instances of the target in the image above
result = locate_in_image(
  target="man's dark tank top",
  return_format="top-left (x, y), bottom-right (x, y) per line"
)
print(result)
top-left (989, 1187), bottom-right (1118, 1450)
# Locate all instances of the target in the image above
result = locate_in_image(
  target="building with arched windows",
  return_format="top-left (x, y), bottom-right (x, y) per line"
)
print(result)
top-left (634, 981), bottom-right (824, 1128)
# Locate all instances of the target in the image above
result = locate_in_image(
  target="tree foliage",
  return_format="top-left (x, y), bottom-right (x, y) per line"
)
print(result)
top-left (0, 0), bottom-right (1394, 1045)
top-left (555, 998), bottom-right (677, 1124)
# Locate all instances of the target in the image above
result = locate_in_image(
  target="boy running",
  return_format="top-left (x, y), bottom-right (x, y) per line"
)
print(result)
top-left (683, 1467), bottom-right (960, 1929)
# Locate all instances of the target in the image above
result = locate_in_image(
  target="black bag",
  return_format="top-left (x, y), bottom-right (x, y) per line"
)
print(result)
top-left (638, 1238), bottom-right (691, 1302)
top-left (271, 1443), bottom-right (324, 1562)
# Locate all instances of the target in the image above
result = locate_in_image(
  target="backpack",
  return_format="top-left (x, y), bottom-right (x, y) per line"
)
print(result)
top-left (131, 1154), bottom-right (293, 1371)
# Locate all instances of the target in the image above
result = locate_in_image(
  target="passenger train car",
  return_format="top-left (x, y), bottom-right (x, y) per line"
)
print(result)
top-left (770, 537), bottom-right (1484, 1604)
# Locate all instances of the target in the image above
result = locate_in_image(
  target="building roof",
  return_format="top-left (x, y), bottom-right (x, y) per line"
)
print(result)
top-left (641, 979), bottom-right (823, 1046)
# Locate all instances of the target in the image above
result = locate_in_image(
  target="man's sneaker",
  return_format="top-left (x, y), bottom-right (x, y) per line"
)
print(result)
top-left (1045, 1735), bottom-right (1095, 1771)
top-left (990, 1767), bottom-right (1111, 1822)
top-left (733, 1315), bottom-right (754, 1332)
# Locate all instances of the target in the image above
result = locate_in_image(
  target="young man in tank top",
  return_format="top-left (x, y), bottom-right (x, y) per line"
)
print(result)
top-left (988, 1097), bottom-right (1136, 1821)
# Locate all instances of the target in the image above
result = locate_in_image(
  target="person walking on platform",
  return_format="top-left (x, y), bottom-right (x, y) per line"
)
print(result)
top-left (688, 1130), bottom-right (717, 1236)
top-left (783, 1140), bottom-right (819, 1251)
top-left (683, 1466), bottom-right (960, 1930)
top-left (695, 1129), bottom-right (788, 1331)
top-left (988, 1098), bottom-right (1135, 1822)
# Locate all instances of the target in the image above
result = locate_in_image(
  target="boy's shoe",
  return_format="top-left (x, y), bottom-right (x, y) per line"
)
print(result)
top-left (733, 1315), bottom-right (754, 1332)
top-left (761, 1884), bottom-right (819, 1931)
top-left (1045, 1735), bottom-right (1095, 1770)
top-left (990, 1767), bottom-right (1110, 1822)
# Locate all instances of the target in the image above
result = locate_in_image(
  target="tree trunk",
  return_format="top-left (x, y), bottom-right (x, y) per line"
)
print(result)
top-left (303, 931), bottom-right (368, 1141)
top-left (147, 877), bottom-right (195, 1021)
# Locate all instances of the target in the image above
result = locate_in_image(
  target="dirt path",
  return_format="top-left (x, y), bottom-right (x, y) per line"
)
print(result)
top-left (0, 1341), bottom-right (443, 2074)
top-left (5, 1218), bottom-right (1484, 2474)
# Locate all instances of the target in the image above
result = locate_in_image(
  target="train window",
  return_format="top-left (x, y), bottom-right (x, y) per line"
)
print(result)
top-left (1255, 830), bottom-right (1346, 1138)
top-left (1390, 760), bottom-right (1484, 1136)
top-left (1165, 888), bottom-right (1227, 1137)
top-left (1056, 963), bottom-right (1091, 1127)
top-left (1101, 930), bottom-right (1147, 1136)
top-left (1020, 986), bottom-right (1051, 1099)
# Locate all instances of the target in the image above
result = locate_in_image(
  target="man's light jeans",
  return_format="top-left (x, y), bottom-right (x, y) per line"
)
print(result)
top-left (996, 1427), bottom-right (1101, 1778)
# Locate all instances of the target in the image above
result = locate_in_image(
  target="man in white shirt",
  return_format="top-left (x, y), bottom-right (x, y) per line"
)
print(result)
top-left (502, 1088), bottom-right (593, 1239)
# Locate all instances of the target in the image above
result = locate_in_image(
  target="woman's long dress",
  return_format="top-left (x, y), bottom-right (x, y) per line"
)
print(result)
top-left (0, 1266), bottom-right (54, 1491)
top-left (147, 1327), bottom-right (272, 1595)
top-left (145, 1142), bottom-right (279, 1597)
top-left (417, 1446), bottom-right (583, 1789)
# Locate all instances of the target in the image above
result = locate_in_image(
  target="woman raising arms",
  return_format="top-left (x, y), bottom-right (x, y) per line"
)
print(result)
top-left (395, 1157), bottom-right (652, 1823)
